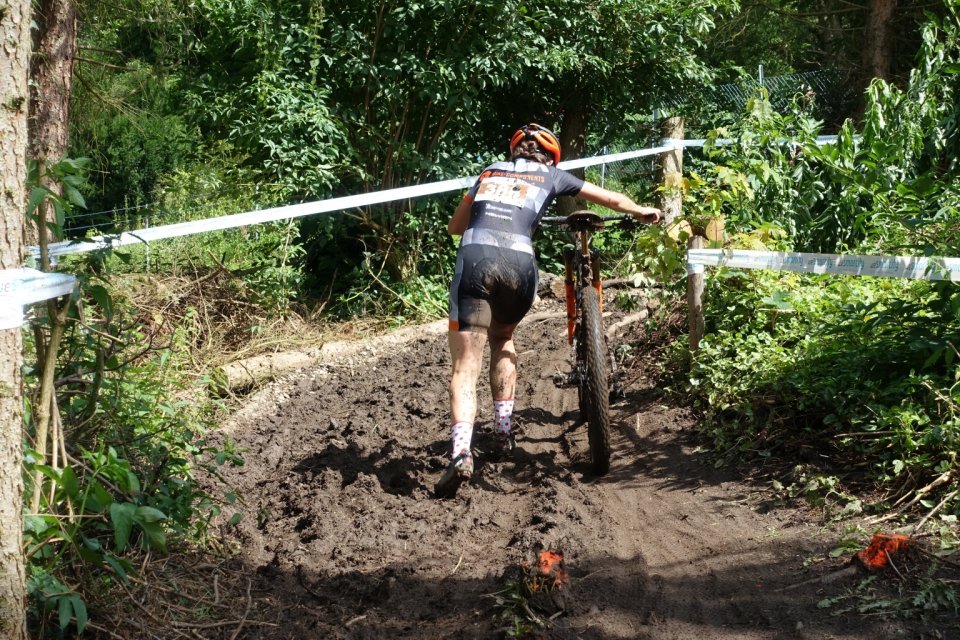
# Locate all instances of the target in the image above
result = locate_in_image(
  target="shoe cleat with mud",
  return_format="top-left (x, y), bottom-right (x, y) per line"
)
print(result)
top-left (490, 432), bottom-right (516, 460)
top-left (434, 452), bottom-right (473, 499)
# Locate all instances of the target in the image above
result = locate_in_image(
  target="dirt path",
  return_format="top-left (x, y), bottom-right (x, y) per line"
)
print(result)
top-left (208, 296), bottom-right (925, 639)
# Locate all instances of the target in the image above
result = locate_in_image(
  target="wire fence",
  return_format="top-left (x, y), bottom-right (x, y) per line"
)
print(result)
top-left (584, 141), bottom-right (661, 190)
top-left (712, 68), bottom-right (856, 126)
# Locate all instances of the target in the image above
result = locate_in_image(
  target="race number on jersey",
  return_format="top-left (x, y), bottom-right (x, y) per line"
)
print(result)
top-left (474, 176), bottom-right (540, 208)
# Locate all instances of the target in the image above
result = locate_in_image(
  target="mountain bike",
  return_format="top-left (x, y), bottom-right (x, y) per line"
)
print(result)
top-left (540, 210), bottom-right (635, 476)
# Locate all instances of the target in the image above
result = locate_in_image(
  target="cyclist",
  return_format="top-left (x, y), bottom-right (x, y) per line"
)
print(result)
top-left (435, 123), bottom-right (661, 498)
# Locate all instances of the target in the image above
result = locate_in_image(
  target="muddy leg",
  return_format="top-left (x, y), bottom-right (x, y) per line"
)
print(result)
top-left (488, 322), bottom-right (518, 402)
top-left (449, 329), bottom-right (488, 425)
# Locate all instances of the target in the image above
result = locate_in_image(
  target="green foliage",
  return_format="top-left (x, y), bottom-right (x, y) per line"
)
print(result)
top-left (69, 0), bottom-right (738, 324)
top-left (670, 10), bottom-right (960, 516)
top-left (24, 161), bottom-right (243, 636)
top-left (25, 335), bottom-right (242, 634)
top-left (27, 158), bottom-right (91, 241)
top-left (23, 298), bottom-right (242, 632)
top-left (684, 269), bottom-right (960, 482)
top-left (818, 571), bottom-right (960, 621)
top-left (70, 61), bottom-right (195, 216)
top-left (683, 8), bottom-right (960, 255)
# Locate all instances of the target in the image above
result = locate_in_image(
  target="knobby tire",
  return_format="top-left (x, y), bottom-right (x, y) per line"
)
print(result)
top-left (579, 286), bottom-right (611, 475)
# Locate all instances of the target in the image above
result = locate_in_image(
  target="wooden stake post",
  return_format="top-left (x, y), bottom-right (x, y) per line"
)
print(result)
top-left (687, 236), bottom-right (706, 353)
top-left (655, 115), bottom-right (704, 354)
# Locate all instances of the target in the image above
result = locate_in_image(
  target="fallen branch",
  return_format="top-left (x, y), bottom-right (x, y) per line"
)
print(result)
top-left (913, 487), bottom-right (960, 535)
top-left (915, 546), bottom-right (960, 572)
top-left (228, 579), bottom-right (253, 640)
top-left (868, 470), bottom-right (952, 524)
top-left (345, 615), bottom-right (367, 627)
top-left (774, 564), bottom-right (859, 592)
top-left (449, 554), bottom-right (464, 576)
top-left (885, 550), bottom-right (906, 582)
top-left (525, 311), bottom-right (565, 323)
top-left (214, 319), bottom-right (447, 394)
top-left (606, 310), bottom-right (648, 339)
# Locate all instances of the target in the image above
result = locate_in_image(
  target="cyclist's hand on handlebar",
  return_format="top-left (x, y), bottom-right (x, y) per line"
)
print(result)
top-left (632, 206), bottom-right (662, 225)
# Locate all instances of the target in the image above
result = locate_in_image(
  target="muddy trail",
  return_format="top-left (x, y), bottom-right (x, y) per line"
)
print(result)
top-left (207, 294), bottom-right (936, 640)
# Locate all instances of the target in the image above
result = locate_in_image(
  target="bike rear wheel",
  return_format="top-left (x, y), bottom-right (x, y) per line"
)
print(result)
top-left (578, 286), bottom-right (611, 475)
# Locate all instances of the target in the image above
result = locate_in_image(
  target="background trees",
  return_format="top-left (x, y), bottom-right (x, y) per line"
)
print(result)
top-left (705, 0), bottom-right (942, 86)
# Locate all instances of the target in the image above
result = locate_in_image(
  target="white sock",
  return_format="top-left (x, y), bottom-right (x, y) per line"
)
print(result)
top-left (493, 399), bottom-right (515, 435)
top-left (450, 421), bottom-right (473, 459)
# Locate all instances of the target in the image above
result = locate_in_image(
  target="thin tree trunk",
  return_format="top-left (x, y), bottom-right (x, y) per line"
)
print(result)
top-left (656, 116), bottom-right (684, 226)
top-left (27, 0), bottom-right (78, 246)
top-left (0, 0), bottom-right (32, 634)
top-left (557, 95), bottom-right (590, 216)
top-left (862, 0), bottom-right (897, 83)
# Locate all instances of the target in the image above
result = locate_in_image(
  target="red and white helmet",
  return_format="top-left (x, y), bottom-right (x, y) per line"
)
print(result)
top-left (509, 123), bottom-right (561, 165)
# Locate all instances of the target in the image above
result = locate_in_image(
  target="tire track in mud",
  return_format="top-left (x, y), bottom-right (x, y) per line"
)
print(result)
top-left (210, 297), bottom-right (920, 640)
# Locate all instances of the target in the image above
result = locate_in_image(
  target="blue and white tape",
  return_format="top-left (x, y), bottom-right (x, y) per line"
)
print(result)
top-left (0, 269), bottom-right (77, 330)
top-left (687, 249), bottom-right (960, 281)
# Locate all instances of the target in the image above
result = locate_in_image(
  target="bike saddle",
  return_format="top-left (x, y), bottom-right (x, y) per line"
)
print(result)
top-left (566, 210), bottom-right (605, 227)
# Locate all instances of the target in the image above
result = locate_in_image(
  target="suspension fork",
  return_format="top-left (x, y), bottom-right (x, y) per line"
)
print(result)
top-left (563, 228), bottom-right (603, 344)
top-left (577, 229), bottom-right (602, 311)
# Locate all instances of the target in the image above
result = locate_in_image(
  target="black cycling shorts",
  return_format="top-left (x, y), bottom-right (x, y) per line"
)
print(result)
top-left (448, 243), bottom-right (538, 333)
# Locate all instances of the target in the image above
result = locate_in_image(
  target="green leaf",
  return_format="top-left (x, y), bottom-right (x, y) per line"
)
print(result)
top-left (104, 554), bottom-right (131, 583)
top-left (27, 186), bottom-right (50, 216)
top-left (135, 506), bottom-right (167, 523)
top-left (125, 471), bottom-right (141, 495)
top-left (52, 198), bottom-right (66, 228)
top-left (110, 502), bottom-right (136, 551)
top-left (86, 285), bottom-right (113, 318)
top-left (59, 465), bottom-right (79, 499)
top-left (81, 534), bottom-right (102, 551)
top-left (70, 595), bottom-right (88, 633)
top-left (139, 521), bottom-right (167, 552)
top-left (87, 480), bottom-right (114, 512)
top-left (760, 290), bottom-right (793, 311)
top-left (58, 596), bottom-right (73, 631)
top-left (78, 546), bottom-right (101, 564)
top-left (24, 515), bottom-right (55, 536)
top-left (63, 184), bottom-right (86, 209)
top-left (32, 464), bottom-right (61, 483)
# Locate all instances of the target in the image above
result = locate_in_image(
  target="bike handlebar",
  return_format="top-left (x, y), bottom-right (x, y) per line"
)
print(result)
top-left (540, 210), bottom-right (635, 230)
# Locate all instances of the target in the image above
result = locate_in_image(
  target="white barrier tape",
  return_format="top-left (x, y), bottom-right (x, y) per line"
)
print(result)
top-left (0, 268), bottom-right (77, 330)
top-left (686, 262), bottom-right (705, 275)
top-left (687, 249), bottom-right (960, 281)
top-left (32, 137), bottom-right (843, 260)
top-left (37, 147), bottom-right (680, 259)
top-left (556, 144), bottom-right (679, 171)
top-left (682, 135), bottom-right (840, 148)
top-left (37, 175), bottom-right (478, 259)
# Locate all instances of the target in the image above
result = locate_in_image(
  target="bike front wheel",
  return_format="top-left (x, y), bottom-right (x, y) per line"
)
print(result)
top-left (578, 286), bottom-right (611, 475)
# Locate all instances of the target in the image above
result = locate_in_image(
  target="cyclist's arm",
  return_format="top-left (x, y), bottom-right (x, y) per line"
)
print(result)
top-left (448, 195), bottom-right (472, 235)
top-left (578, 182), bottom-right (661, 224)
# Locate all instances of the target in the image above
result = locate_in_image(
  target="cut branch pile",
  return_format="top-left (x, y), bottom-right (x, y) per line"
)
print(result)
top-left (83, 549), bottom-right (278, 640)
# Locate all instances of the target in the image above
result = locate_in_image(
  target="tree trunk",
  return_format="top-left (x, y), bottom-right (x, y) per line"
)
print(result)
top-left (656, 116), bottom-right (684, 226)
top-left (862, 0), bottom-right (897, 83)
top-left (557, 96), bottom-right (589, 216)
top-left (0, 0), bottom-right (32, 635)
top-left (26, 0), bottom-right (78, 247)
